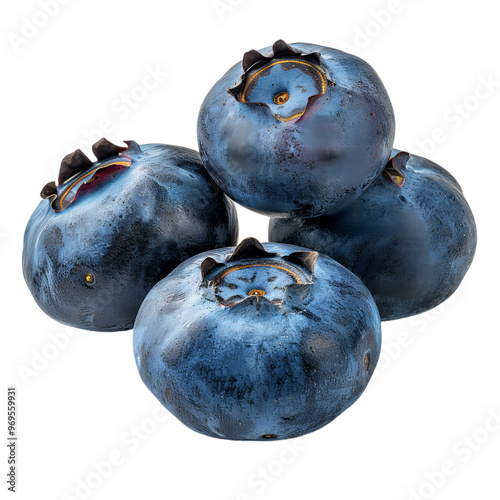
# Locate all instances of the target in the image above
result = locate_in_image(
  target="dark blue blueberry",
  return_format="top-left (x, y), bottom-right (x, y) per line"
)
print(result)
top-left (198, 40), bottom-right (395, 218)
top-left (269, 151), bottom-right (477, 321)
top-left (134, 238), bottom-right (381, 440)
top-left (23, 139), bottom-right (238, 331)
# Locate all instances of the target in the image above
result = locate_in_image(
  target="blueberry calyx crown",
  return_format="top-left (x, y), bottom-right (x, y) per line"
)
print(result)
top-left (40, 138), bottom-right (141, 212)
top-left (201, 237), bottom-right (318, 310)
top-left (228, 40), bottom-right (336, 122)
top-left (383, 151), bottom-right (410, 187)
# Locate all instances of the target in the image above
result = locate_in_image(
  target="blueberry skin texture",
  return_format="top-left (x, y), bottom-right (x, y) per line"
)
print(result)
top-left (197, 42), bottom-right (395, 218)
top-left (134, 241), bottom-right (381, 440)
top-left (23, 144), bottom-right (238, 332)
top-left (269, 150), bottom-right (477, 321)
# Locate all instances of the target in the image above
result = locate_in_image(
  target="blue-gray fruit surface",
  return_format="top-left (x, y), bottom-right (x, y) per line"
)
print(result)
top-left (134, 238), bottom-right (381, 440)
top-left (269, 151), bottom-right (477, 321)
top-left (23, 139), bottom-right (238, 331)
top-left (197, 40), bottom-right (395, 218)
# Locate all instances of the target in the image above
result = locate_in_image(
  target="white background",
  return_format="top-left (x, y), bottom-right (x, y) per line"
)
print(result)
top-left (2, 0), bottom-right (499, 499)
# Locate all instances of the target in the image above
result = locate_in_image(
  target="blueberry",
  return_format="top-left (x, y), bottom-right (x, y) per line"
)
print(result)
top-left (198, 40), bottom-right (395, 218)
top-left (23, 139), bottom-right (238, 331)
top-left (269, 151), bottom-right (477, 320)
top-left (134, 238), bottom-right (381, 440)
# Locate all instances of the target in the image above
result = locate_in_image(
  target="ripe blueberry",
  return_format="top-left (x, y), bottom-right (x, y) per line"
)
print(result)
top-left (134, 238), bottom-right (381, 440)
top-left (23, 139), bottom-right (238, 331)
top-left (198, 40), bottom-right (395, 218)
top-left (269, 151), bottom-right (477, 320)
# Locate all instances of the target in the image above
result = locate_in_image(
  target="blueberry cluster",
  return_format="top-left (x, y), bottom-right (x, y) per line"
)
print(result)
top-left (23, 40), bottom-right (476, 440)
